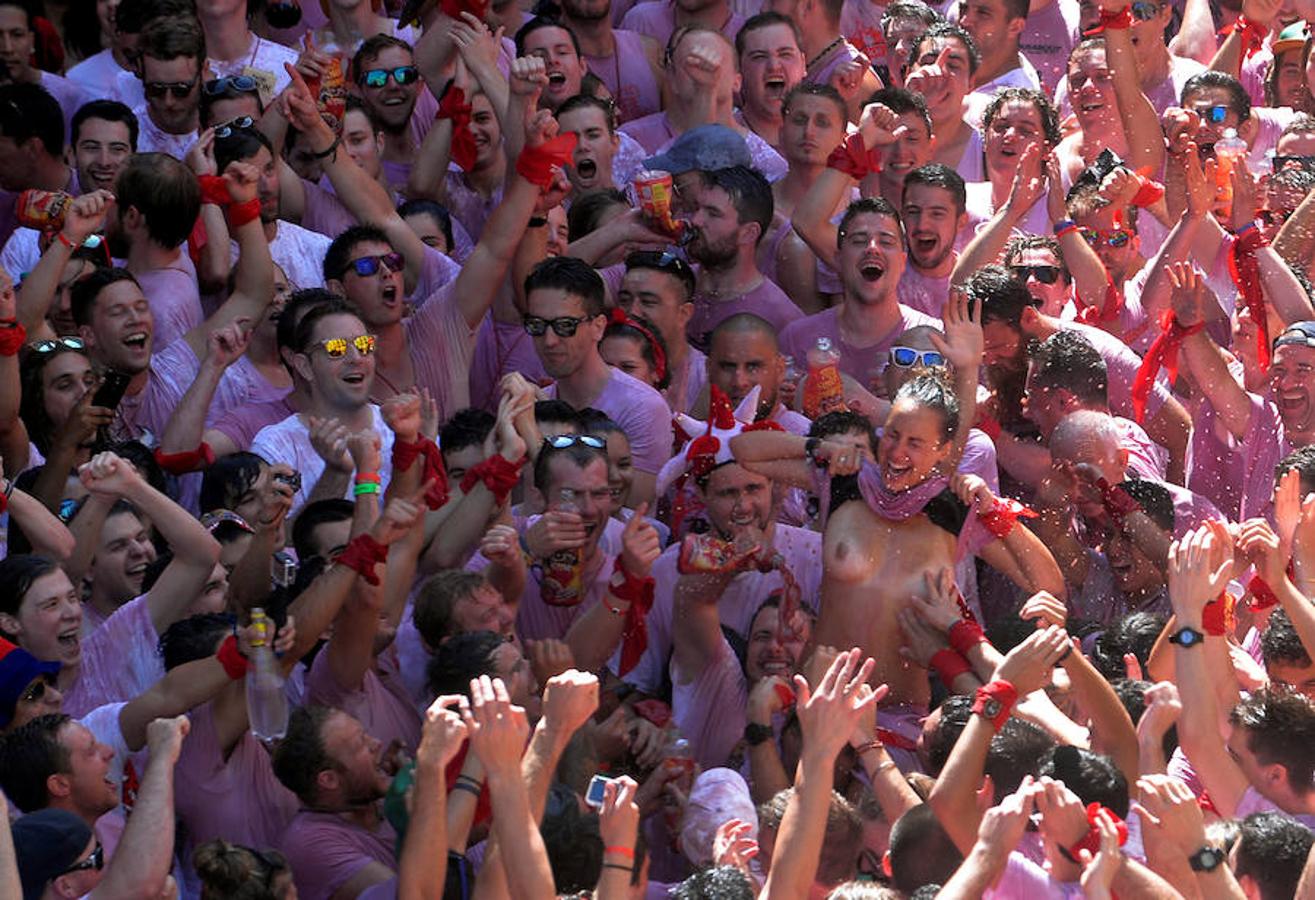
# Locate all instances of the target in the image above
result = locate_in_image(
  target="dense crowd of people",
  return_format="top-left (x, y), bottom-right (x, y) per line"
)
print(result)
top-left (5, 0), bottom-right (1315, 895)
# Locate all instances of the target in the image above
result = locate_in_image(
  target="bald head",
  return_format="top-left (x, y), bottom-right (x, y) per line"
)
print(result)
top-left (710, 312), bottom-right (779, 351)
top-left (1050, 410), bottom-right (1120, 462)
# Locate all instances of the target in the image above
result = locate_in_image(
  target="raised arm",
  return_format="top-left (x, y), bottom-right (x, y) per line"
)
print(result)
top-left (1171, 263), bottom-right (1255, 441)
top-left (956, 474), bottom-right (1066, 598)
top-left (15, 191), bottom-right (113, 334)
top-left (1101, 0), bottom-right (1166, 175)
top-left (400, 697), bottom-right (468, 900)
top-left (184, 130), bottom-right (234, 295)
top-left (1049, 159), bottom-right (1115, 315)
top-left (950, 143), bottom-right (1046, 288)
top-left (0, 279), bottom-right (28, 473)
top-left (160, 322), bottom-right (250, 453)
top-left (936, 780), bottom-right (1038, 900)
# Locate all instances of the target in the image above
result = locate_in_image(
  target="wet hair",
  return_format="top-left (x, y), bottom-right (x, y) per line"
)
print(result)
top-left (426, 629), bottom-right (506, 697)
top-left (158, 612), bottom-right (235, 671)
top-left (903, 163), bottom-right (967, 215)
top-left (1028, 329), bottom-right (1108, 406)
top-left (925, 694), bottom-right (1056, 789)
top-left (810, 410), bottom-right (878, 456)
top-left (1065, 178), bottom-right (1141, 229)
top-left (602, 314), bottom-right (671, 390)
top-left (837, 196), bottom-right (904, 247)
top-left (323, 224), bottom-right (392, 282)
top-left (888, 804), bottom-right (963, 894)
top-left (1262, 608), bottom-right (1313, 670)
top-left (199, 79), bottom-right (265, 128)
top-left (966, 263), bottom-right (1038, 328)
top-left (816, 791), bottom-right (864, 886)
top-left (193, 840), bottom-right (291, 900)
top-left (291, 499), bottom-right (355, 563)
top-left (18, 342), bottom-right (93, 457)
top-left (556, 93), bottom-right (617, 132)
top-left (867, 86), bottom-right (932, 137)
top-left (439, 408), bottom-right (497, 458)
top-left (200, 451), bottom-right (266, 515)
top-left (0, 83), bottom-right (64, 157)
top-left (71, 99), bottom-right (139, 150)
top-left (1182, 70), bottom-right (1251, 122)
top-left (1234, 812), bottom-right (1315, 900)
top-left (397, 198), bottom-right (455, 253)
top-left (1230, 686), bottom-right (1315, 794)
top-left (1267, 165), bottom-right (1315, 208)
top-left (1091, 611), bottom-right (1167, 681)
top-left (913, 22), bottom-right (980, 78)
top-left (671, 865), bottom-right (756, 899)
top-left (534, 441), bottom-right (609, 494)
top-left (351, 33), bottom-right (414, 83)
top-left (214, 127), bottom-right (273, 176)
top-left (0, 713), bottom-right (72, 811)
top-left (700, 165), bottom-right (774, 245)
top-left (1003, 233), bottom-right (1072, 282)
top-left (271, 705), bottom-right (336, 804)
top-left (982, 87), bottom-right (1062, 148)
top-left (1281, 112), bottom-right (1315, 141)
top-left (525, 255), bottom-right (606, 317)
top-left (891, 370), bottom-right (959, 443)
top-left (413, 570), bottom-right (492, 647)
top-left (0, 554), bottom-right (62, 635)
top-left (1275, 445), bottom-right (1315, 496)
top-left (566, 189), bottom-right (629, 243)
top-left (781, 82), bottom-right (847, 124)
top-left (1038, 745), bottom-right (1129, 816)
top-left (515, 15), bottom-right (583, 56)
top-left (735, 11), bottom-right (802, 58)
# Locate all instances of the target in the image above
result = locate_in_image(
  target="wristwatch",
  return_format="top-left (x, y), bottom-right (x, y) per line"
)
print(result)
top-left (977, 697), bottom-right (1003, 721)
top-left (1168, 626), bottom-right (1206, 648)
top-left (744, 722), bottom-right (774, 746)
top-left (1188, 845), bottom-right (1225, 872)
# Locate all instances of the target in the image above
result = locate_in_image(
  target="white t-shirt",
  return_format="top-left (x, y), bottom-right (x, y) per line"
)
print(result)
top-left (131, 105), bottom-right (198, 160)
top-left (66, 50), bottom-right (129, 101)
top-left (229, 219), bottom-right (332, 290)
top-left (207, 34), bottom-right (299, 105)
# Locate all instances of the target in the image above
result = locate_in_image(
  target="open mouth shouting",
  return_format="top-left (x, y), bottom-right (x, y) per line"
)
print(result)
top-left (575, 158), bottom-right (597, 181)
top-left (910, 232), bottom-right (939, 260)
top-left (122, 331), bottom-right (149, 353)
top-left (57, 626), bottom-right (80, 654)
top-left (763, 74), bottom-right (787, 100)
top-left (547, 71), bottom-right (567, 90)
top-left (859, 258), bottom-right (886, 282)
top-left (381, 282), bottom-right (399, 307)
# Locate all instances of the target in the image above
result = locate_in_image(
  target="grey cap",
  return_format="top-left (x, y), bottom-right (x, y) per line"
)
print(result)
top-left (642, 124), bottom-right (753, 175)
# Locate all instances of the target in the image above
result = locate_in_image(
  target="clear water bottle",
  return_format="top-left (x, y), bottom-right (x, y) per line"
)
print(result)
top-left (246, 608), bottom-right (289, 742)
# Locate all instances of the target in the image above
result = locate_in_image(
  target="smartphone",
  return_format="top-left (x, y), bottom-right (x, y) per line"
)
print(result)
top-left (585, 774), bottom-right (613, 809)
top-left (91, 369), bottom-right (132, 411)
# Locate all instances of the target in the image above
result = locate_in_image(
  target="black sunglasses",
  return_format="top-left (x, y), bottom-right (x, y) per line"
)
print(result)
top-left (1010, 264), bottom-right (1062, 284)
top-left (60, 842), bottom-right (104, 877)
top-left (1273, 154), bottom-right (1315, 173)
top-left (144, 77), bottom-right (199, 99)
top-left (544, 434), bottom-right (606, 449)
top-left (344, 252), bottom-right (404, 278)
top-left (523, 314), bottom-right (595, 338)
top-left (20, 675), bottom-right (54, 704)
top-left (203, 74), bottom-right (258, 95)
top-left (1192, 103), bottom-right (1230, 125)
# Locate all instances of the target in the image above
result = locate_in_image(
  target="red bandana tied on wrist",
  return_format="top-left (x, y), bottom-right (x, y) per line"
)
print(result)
top-left (516, 133), bottom-right (579, 190)
top-left (196, 173), bottom-right (260, 228)
top-left (826, 132), bottom-right (882, 179)
top-left (0, 319), bottom-right (26, 356)
top-left (948, 618), bottom-right (987, 656)
top-left (1067, 804), bottom-right (1129, 860)
top-left (1218, 15), bottom-right (1266, 58)
top-left (1130, 169), bottom-right (1166, 208)
top-left (977, 496), bottom-right (1037, 540)
top-left (1084, 4), bottom-right (1132, 34)
top-left (154, 443), bottom-right (215, 475)
top-left (1247, 574), bottom-right (1281, 611)
top-left (436, 84), bottom-right (478, 173)
top-left (972, 680), bottom-right (1018, 731)
top-left (1229, 225), bottom-right (1270, 372)
top-left (459, 455), bottom-right (524, 506)
top-left (930, 648), bottom-right (972, 685)
top-left (611, 558), bottom-right (656, 676)
top-left (1075, 278), bottom-right (1125, 326)
top-left (392, 437), bottom-right (450, 510)
top-left (337, 533), bottom-right (389, 585)
top-left (1131, 310), bottom-right (1204, 423)
top-left (607, 308), bottom-right (668, 383)
top-left (216, 634), bottom-right (249, 680)
top-left (1202, 591), bottom-right (1236, 636)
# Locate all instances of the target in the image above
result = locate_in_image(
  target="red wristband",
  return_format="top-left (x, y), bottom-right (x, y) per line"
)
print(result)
top-left (1202, 591), bottom-right (1235, 637)
top-left (216, 633), bottom-right (249, 680)
top-left (197, 174), bottom-right (232, 206)
top-left (354, 472), bottom-right (382, 485)
top-left (972, 680), bottom-right (1018, 731)
top-left (515, 133), bottom-right (578, 190)
top-left (948, 618), bottom-right (987, 656)
top-left (611, 557), bottom-right (656, 677)
top-left (975, 413), bottom-right (1002, 441)
top-left (337, 533), bottom-right (390, 585)
top-left (1085, 4), bottom-right (1132, 33)
top-left (977, 496), bottom-right (1037, 540)
top-left (1247, 574), bottom-right (1281, 611)
top-left (0, 319), bottom-right (27, 356)
top-left (153, 442), bottom-right (215, 475)
top-left (392, 437), bottom-right (450, 510)
top-left (228, 197), bottom-right (261, 229)
top-left (1067, 803), bottom-right (1129, 861)
top-left (826, 132), bottom-right (879, 179)
top-left (436, 83), bottom-right (477, 172)
top-left (930, 648), bottom-right (972, 685)
top-left (459, 455), bottom-right (524, 506)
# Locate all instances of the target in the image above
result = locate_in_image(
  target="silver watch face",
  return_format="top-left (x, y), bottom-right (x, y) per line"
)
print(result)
top-left (982, 699), bottom-right (1002, 719)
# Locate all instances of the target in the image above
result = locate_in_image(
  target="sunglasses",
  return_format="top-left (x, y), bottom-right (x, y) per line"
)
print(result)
top-left (200, 509), bottom-right (255, 534)
top-left (626, 249), bottom-right (694, 281)
top-left (60, 843), bottom-right (104, 877)
top-left (345, 252), bottom-right (404, 278)
top-left (1191, 103), bottom-right (1230, 125)
top-left (1130, 0), bottom-right (1161, 19)
top-left (524, 314), bottom-right (594, 338)
top-left (313, 334), bottom-right (376, 358)
top-left (20, 676), bottom-right (54, 704)
top-left (29, 336), bottom-right (86, 354)
top-left (1080, 228), bottom-right (1132, 249)
top-left (889, 346), bottom-right (945, 368)
top-left (1273, 154), bottom-right (1315, 173)
top-left (360, 66), bottom-right (419, 88)
top-left (144, 77), bottom-right (199, 99)
top-left (1010, 264), bottom-right (1062, 284)
top-left (203, 74), bottom-right (258, 95)
top-left (544, 434), bottom-right (607, 449)
top-left (215, 116), bottom-right (255, 139)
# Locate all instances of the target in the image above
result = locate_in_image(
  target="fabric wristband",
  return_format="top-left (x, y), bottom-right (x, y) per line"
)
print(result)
top-left (228, 198), bottom-right (261, 229)
top-left (436, 83), bottom-right (477, 172)
top-left (972, 679), bottom-right (1018, 731)
top-left (0, 319), bottom-right (27, 356)
top-left (1061, 803), bottom-right (1129, 863)
top-left (1202, 592), bottom-right (1235, 637)
top-left (977, 496), bottom-right (1037, 540)
top-left (515, 133), bottom-right (579, 189)
top-left (1053, 219), bottom-right (1078, 237)
top-left (154, 443), bottom-right (215, 475)
top-left (197, 174), bottom-right (232, 207)
top-left (354, 472), bottom-right (382, 485)
top-left (392, 436), bottom-right (450, 510)
top-left (611, 557), bottom-right (656, 677)
top-left (1131, 310), bottom-right (1204, 423)
top-left (337, 533), bottom-right (389, 585)
top-left (948, 618), bottom-right (988, 656)
top-left (826, 132), bottom-right (880, 179)
top-left (975, 413), bottom-right (1002, 441)
top-left (929, 648), bottom-right (972, 685)
top-left (1085, 4), bottom-right (1131, 33)
top-left (216, 633), bottom-right (249, 680)
top-left (459, 455), bottom-right (524, 506)
top-left (1246, 574), bottom-right (1281, 611)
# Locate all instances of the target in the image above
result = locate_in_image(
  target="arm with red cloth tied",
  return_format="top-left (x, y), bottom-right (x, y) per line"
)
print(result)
top-left (1049, 161), bottom-right (1127, 332)
top-left (1210, 0), bottom-right (1276, 79)
top-left (952, 472), bottom-right (1065, 601)
top-left (1228, 167), bottom-right (1315, 334)
top-left (14, 188), bottom-right (113, 339)
top-left (156, 320), bottom-right (251, 478)
top-left (1091, 0), bottom-right (1166, 177)
top-left (187, 128), bottom-right (239, 296)
top-left (792, 100), bottom-right (907, 270)
top-left (1237, 516), bottom-right (1315, 670)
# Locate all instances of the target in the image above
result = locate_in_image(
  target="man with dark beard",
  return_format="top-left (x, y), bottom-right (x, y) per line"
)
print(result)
top-left (682, 164), bottom-right (803, 351)
top-left (557, 0), bottom-right (663, 123)
top-left (351, 35), bottom-right (434, 195)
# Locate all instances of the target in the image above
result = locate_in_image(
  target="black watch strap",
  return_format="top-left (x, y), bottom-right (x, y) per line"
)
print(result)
top-left (744, 722), bottom-right (774, 746)
top-left (1188, 845), bottom-right (1225, 872)
top-left (1169, 626), bottom-right (1206, 648)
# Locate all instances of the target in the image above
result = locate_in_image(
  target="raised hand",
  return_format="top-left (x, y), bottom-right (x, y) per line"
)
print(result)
top-left (1078, 807), bottom-right (1123, 900)
top-left (950, 472), bottom-right (997, 515)
top-left (145, 715), bottom-right (191, 765)
top-left (79, 451), bottom-right (145, 497)
top-left (810, 438), bottom-right (863, 475)
top-left (1006, 142), bottom-right (1046, 215)
top-left (747, 672), bottom-right (795, 724)
top-left (345, 428), bottom-right (383, 477)
top-left (1230, 165), bottom-right (1259, 231)
top-left (479, 523), bottom-right (522, 568)
top-left (222, 160), bottom-right (261, 206)
top-left (1167, 261), bottom-right (1207, 327)
top-left (494, 389), bottom-right (530, 462)
top-left (417, 695), bottom-right (470, 772)
top-left (975, 775), bottom-right (1039, 860)
top-left (462, 675), bottom-right (531, 776)
top-left (712, 818), bottom-right (760, 876)
top-left (993, 625), bottom-right (1070, 695)
top-left (1045, 151), bottom-right (1068, 224)
top-left (681, 39), bottom-right (724, 86)
top-left (1273, 467), bottom-right (1302, 557)
top-left (1167, 524), bottom-right (1233, 624)
top-left (1096, 166), bottom-right (1142, 211)
top-left (619, 503), bottom-right (661, 577)
top-left (858, 102), bottom-right (908, 149)
top-left (828, 58), bottom-right (866, 106)
top-left (280, 62), bottom-right (334, 142)
top-left (53, 388), bottom-right (114, 451)
top-left (1181, 143), bottom-right (1217, 220)
top-left (524, 505), bottom-right (587, 558)
top-left (1034, 776), bottom-right (1090, 857)
top-left (381, 392), bottom-right (423, 443)
top-left (541, 669), bottom-right (599, 740)
top-left (1236, 517), bottom-right (1287, 589)
top-left (61, 189), bottom-right (115, 243)
top-left (1019, 591), bottom-right (1068, 630)
top-left (903, 46), bottom-right (953, 108)
top-left (185, 129), bottom-right (219, 178)
top-left (370, 489), bottom-right (428, 545)
top-left (1162, 108), bottom-right (1202, 158)
top-left (909, 567), bottom-right (967, 632)
top-left (897, 606), bottom-right (951, 668)
top-left (1133, 774), bottom-right (1208, 858)
top-left (449, 12), bottom-right (502, 77)
top-left (598, 776), bottom-right (641, 855)
top-left (793, 647), bottom-right (883, 762)
top-left (928, 286), bottom-right (984, 373)
top-left (1137, 682), bottom-right (1182, 746)
top-left (509, 55), bottom-right (548, 101)
top-left (204, 319), bottom-right (252, 370)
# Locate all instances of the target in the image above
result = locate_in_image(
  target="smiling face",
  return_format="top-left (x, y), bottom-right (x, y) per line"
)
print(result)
top-left (700, 462), bottom-right (774, 541)
top-left (1105, 527), bottom-right (1164, 600)
top-left (41, 351), bottom-right (96, 433)
top-left (1010, 245), bottom-right (1069, 315)
top-left (341, 108), bottom-right (384, 179)
top-left (908, 35), bottom-right (973, 119)
top-left (838, 209), bottom-right (907, 305)
top-left (739, 23), bottom-right (805, 119)
top-left (984, 98), bottom-right (1046, 184)
top-left (90, 508), bottom-right (157, 608)
top-left (600, 430), bottom-right (634, 509)
top-left (334, 238), bottom-right (404, 328)
top-left (527, 287), bottom-right (606, 379)
top-left (780, 91), bottom-right (846, 168)
top-left (878, 111), bottom-right (934, 193)
top-left (708, 328), bottom-right (783, 412)
top-left (902, 182), bottom-right (962, 271)
top-left (296, 311), bottom-right (376, 410)
top-left (469, 93), bottom-right (502, 170)
top-left (80, 278), bottom-right (154, 374)
top-left (744, 603), bottom-right (809, 682)
top-left (1273, 47), bottom-right (1309, 109)
top-left (1182, 84), bottom-right (1244, 148)
top-left (1068, 46), bottom-right (1119, 135)
top-left (558, 104), bottom-right (617, 192)
top-left (1269, 343), bottom-right (1315, 439)
top-left (73, 117), bottom-right (133, 194)
top-left (544, 455), bottom-right (612, 554)
top-left (235, 145), bottom-right (281, 223)
top-left (358, 45), bottom-right (419, 133)
top-left (451, 585), bottom-right (517, 640)
top-left (2, 569), bottom-right (81, 668)
top-left (877, 398), bottom-right (953, 491)
top-left (57, 720), bottom-right (119, 817)
top-left (524, 25), bottom-right (588, 110)
top-left (600, 333), bottom-right (658, 387)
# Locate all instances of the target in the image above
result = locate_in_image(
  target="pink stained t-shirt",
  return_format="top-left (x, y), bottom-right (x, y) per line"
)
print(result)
top-left (667, 346), bottom-right (707, 416)
top-left (546, 367), bottom-right (675, 475)
top-left (281, 809), bottom-right (397, 900)
top-left (62, 595), bottom-right (162, 719)
top-left (621, 523), bottom-right (824, 697)
top-left (672, 634), bottom-right (748, 770)
top-left (1240, 392), bottom-right (1295, 524)
top-left (173, 702), bottom-right (300, 896)
top-left (896, 262), bottom-right (954, 318)
top-left (584, 30), bottom-right (662, 123)
top-left (404, 278), bottom-right (480, 426)
top-left (470, 315), bottom-right (549, 413)
top-left (135, 260), bottom-right (202, 354)
top-left (1113, 415), bottom-right (1169, 482)
top-left (1060, 320), bottom-right (1173, 422)
top-left (305, 644), bottom-right (423, 754)
top-left (619, 113), bottom-right (789, 182)
top-left (1017, 0), bottom-right (1081, 95)
top-left (1189, 393), bottom-right (1246, 523)
top-left (619, 0), bottom-right (745, 46)
top-left (779, 303), bottom-right (940, 387)
top-left (685, 276), bottom-right (805, 351)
